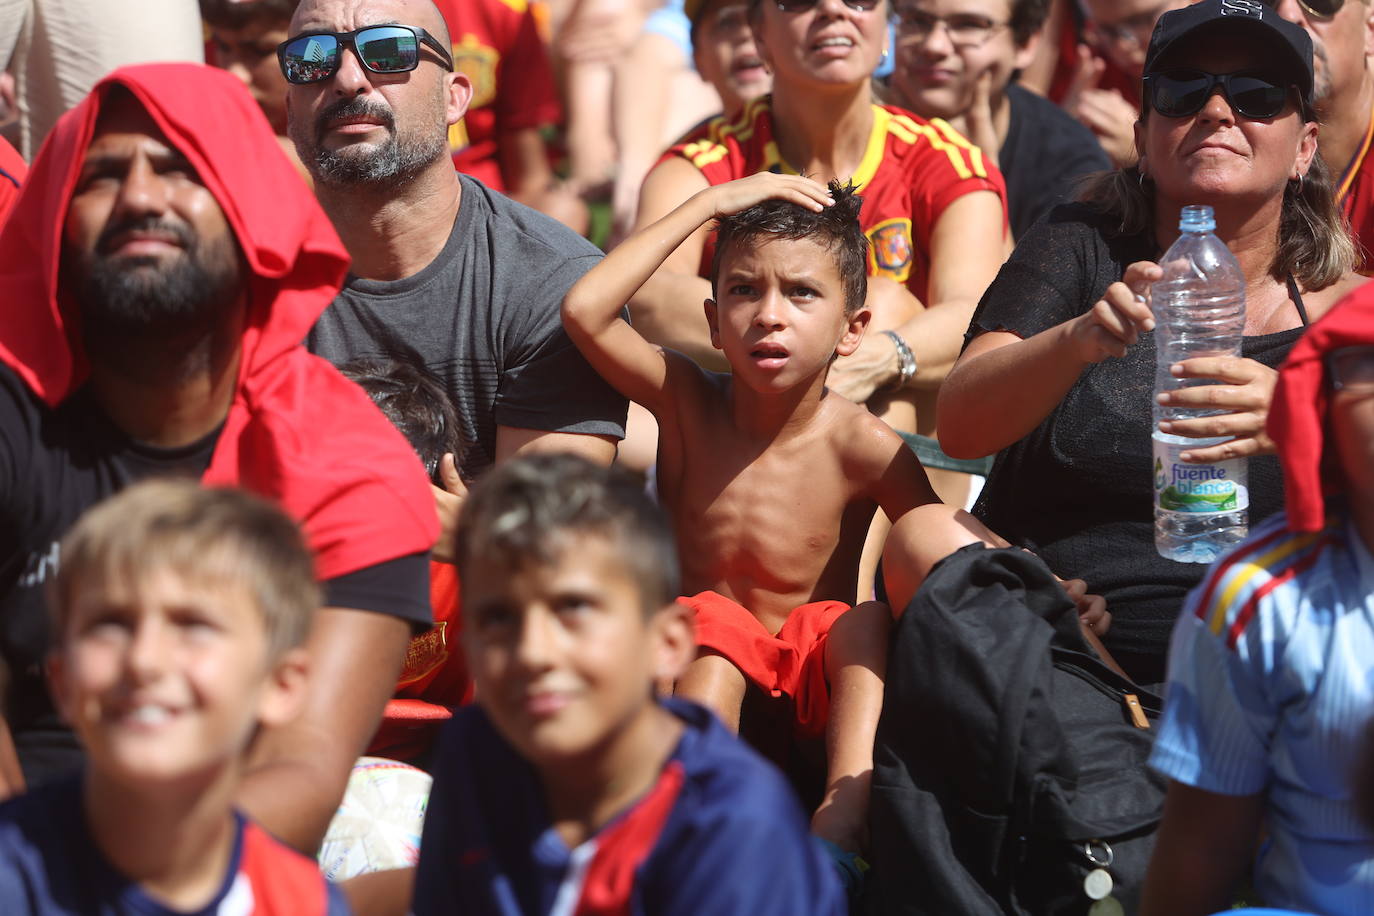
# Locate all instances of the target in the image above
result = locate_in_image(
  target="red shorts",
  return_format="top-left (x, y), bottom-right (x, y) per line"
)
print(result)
top-left (678, 591), bottom-right (849, 741)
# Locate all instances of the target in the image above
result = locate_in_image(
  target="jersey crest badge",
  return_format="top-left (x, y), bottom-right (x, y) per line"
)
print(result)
top-left (867, 218), bottom-right (914, 283)
top-left (399, 622), bottom-right (450, 686)
top-left (452, 35), bottom-right (499, 108)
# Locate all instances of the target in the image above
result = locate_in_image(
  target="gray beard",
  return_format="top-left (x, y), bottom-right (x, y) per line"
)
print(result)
top-left (308, 128), bottom-right (448, 187)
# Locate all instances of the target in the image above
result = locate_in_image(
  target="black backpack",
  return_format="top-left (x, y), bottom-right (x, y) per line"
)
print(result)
top-left (866, 545), bottom-right (1166, 915)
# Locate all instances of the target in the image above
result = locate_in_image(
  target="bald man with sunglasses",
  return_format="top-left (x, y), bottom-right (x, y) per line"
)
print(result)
top-left (282, 0), bottom-right (627, 557)
top-left (1266, 0), bottom-right (1374, 271)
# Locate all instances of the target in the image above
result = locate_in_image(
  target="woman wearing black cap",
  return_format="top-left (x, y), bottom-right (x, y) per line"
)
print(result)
top-left (936, 0), bottom-right (1366, 687)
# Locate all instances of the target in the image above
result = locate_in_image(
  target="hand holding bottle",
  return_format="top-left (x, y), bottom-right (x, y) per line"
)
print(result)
top-left (1067, 261), bottom-right (1160, 364)
top-left (1155, 356), bottom-right (1279, 463)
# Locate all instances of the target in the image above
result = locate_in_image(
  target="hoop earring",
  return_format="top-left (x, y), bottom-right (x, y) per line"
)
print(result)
top-left (1290, 172), bottom-right (1305, 194)
top-left (1137, 168), bottom-right (1149, 189)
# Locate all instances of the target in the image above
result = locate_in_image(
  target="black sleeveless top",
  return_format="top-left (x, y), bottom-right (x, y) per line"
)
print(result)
top-left (967, 203), bottom-right (1311, 686)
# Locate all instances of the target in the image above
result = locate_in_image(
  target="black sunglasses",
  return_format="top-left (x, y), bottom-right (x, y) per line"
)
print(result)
top-left (1143, 69), bottom-right (1293, 120)
top-left (277, 25), bottom-right (454, 85)
top-left (774, 0), bottom-right (881, 12)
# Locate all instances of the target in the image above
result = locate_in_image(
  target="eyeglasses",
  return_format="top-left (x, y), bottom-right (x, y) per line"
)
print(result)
top-left (774, 0), bottom-right (882, 13)
top-left (1143, 69), bottom-right (1292, 120)
top-left (277, 25), bottom-right (454, 85)
top-left (894, 8), bottom-right (1008, 48)
top-left (1086, 0), bottom-right (1174, 50)
top-left (1329, 346), bottom-right (1374, 392)
top-left (1260, 0), bottom-right (1345, 22)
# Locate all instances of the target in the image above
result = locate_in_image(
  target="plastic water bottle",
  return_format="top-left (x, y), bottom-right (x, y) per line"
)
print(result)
top-left (1150, 205), bottom-right (1248, 564)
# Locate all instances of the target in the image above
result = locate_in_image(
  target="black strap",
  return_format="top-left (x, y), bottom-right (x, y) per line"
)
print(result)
top-left (1287, 273), bottom-right (1309, 327)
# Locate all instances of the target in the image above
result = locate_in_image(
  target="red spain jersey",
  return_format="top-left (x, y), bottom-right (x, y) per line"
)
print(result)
top-left (661, 97), bottom-right (1008, 302)
top-left (435, 0), bottom-right (561, 191)
top-left (369, 561), bottom-right (475, 762)
top-left (1338, 111), bottom-right (1374, 275)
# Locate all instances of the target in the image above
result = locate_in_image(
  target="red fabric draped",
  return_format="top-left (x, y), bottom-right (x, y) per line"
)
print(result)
top-left (1269, 284), bottom-right (1374, 532)
top-left (0, 63), bottom-right (437, 578)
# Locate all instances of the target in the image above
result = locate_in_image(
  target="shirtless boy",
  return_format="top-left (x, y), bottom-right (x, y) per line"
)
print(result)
top-left (562, 173), bottom-right (1003, 853)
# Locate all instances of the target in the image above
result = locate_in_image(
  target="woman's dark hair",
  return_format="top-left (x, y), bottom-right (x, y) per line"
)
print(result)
top-left (711, 179), bottom-right (869, 314)
top-left (1077, 127), bottom-right (1358, 290)
top-left (338, 357), bottom-right (466, 484)
top-left (457, 453), bottom-right (680, 614)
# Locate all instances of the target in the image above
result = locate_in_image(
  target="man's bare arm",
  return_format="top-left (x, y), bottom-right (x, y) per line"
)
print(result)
top-left (496, 427), bottom-right (619, 465)
top-left (237, 607), bottom-right (410, 855)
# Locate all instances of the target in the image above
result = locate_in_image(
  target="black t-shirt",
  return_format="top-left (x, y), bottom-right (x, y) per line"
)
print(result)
top-left (307, 174), bottom-right (628, 478)
top-left (967, 203), bottom-right (1301, 686)
top-left (0, 364), bottom-right (430, 784)
top-left (1000, 84), bottom-right (1112, 241)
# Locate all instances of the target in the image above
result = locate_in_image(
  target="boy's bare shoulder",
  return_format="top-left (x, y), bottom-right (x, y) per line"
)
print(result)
top-left (823, 394), bottom-right (911, 467)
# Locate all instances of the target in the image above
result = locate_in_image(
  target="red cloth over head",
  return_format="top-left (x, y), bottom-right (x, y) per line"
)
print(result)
top-left (0, 63), bottom-right (438, 578)
top-left (1269, 284), bottom-right (1374, 532)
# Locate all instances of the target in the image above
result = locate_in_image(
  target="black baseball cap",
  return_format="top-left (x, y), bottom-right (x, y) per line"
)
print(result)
top-left (1144, 0), bottom-right (1314, 108)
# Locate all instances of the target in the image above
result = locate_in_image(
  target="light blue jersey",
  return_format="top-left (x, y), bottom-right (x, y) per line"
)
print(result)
top-left (1152, 506), bottom-right (1374, 914)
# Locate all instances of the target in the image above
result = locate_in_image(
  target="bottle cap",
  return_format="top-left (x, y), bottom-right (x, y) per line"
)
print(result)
top-left (1179, 205), bottom-right (1215, 233)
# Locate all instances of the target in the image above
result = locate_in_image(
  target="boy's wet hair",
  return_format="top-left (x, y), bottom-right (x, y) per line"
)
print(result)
top-left (49, 480), bottom-right (320, 660)
top-left (457, 454), bottom-right (680, 614)
top-left (199, 0), bottom-right (298, 28)
top-left (340, 357), bottom-right (466, 484)
top-left (710, 179), bottom-right (868, 315)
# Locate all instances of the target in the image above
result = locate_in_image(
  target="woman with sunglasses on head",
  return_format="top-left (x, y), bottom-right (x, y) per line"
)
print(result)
top-left (627, 0), bottom-right (1011, 519)
top-left (937, 0), bottom-right (1366, 689)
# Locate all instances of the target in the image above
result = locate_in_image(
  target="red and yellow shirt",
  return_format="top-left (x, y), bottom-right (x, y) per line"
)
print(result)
top-left (1337, 110), bottom-right (1374, 274)
top-left (661, 97), bottom-right (1008, 302)
top-left (435, 0), bottom-right (561, 191)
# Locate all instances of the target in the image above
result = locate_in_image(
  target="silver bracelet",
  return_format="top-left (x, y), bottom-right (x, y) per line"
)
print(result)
top-left (882, 329), bottom-right (917, 390)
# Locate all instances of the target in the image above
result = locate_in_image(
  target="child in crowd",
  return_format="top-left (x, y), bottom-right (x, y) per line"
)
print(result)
top-left (341, 357), bottom-right (473, 766)
top-left (561, 174), bottom-right (1005, 854)
top-left (412, 453), bottom-right (845, 914)
top-left (199, 0), bottom-right (309, 181)
top-left (1141, 288), bottom-right (1374, 914)
top-left (0, 481), bottom-right (346, 913)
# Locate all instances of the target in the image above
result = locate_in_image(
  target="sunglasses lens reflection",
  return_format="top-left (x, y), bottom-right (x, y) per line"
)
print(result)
top-left (355, 27), bottom-right (421, 72)
top-left (280, 34), bottom-right (341, 83)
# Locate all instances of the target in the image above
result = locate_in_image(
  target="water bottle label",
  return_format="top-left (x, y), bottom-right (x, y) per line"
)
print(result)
top-left (1152, 440), bottom-right (1248, 513)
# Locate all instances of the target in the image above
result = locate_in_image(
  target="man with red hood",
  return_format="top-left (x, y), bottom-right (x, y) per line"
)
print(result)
top-left (1141, 286), bottom-right (1374, 914)
top-left (0, 62), bottom-right (439, 854)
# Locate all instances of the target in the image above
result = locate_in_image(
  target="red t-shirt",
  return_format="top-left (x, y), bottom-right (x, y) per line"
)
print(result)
top-left (0, 137), bottom-right (25, 228)
top-left (1338, 112), bottom-right (1374, 274)
top-left (662, 97), bottom-right (1008, 302)
top-left (368, 561), bottom-right (473, 761)
top-left (434, 0), bottom-right (562, 191)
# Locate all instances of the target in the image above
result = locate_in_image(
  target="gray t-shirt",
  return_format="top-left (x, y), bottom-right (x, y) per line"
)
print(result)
top-left (307, 175), bottom-right (628, 476)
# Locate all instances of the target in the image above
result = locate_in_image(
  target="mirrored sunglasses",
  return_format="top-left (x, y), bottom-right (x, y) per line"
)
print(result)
top-left (277, 25), bottom-right (454, 85)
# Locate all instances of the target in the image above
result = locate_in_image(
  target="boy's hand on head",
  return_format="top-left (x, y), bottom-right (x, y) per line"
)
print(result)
top-left (700, 173), bottom-right (833, 221)
top-left (1067, 260), bottom-right (1159, 365)
top-left (1155, 357), bottom-right (1279, 462)
top-left (430, 453), bottom-right (468, 565)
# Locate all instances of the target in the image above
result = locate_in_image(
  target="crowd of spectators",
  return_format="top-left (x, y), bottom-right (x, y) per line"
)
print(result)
top-left (0, 0), bottom-right (1372, 913)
